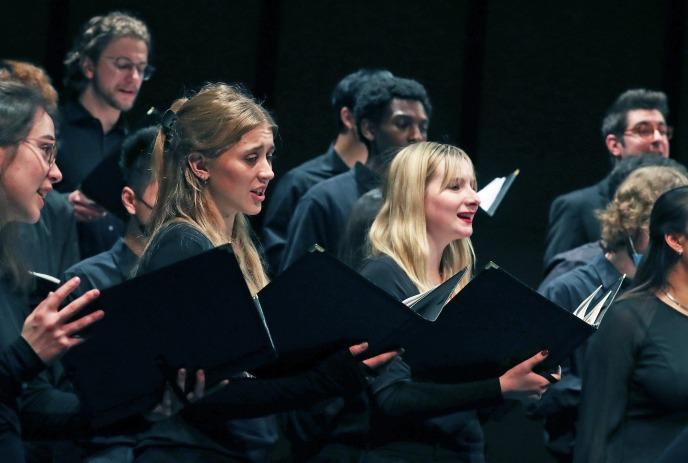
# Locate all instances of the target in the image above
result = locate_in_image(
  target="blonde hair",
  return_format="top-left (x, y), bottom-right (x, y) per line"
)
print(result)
top-left (598, 165), bottom-right (688, 252)
top-left (144, 83), bottom-right (275, 294)
top-left (369, 142), bottom-right (476, 292)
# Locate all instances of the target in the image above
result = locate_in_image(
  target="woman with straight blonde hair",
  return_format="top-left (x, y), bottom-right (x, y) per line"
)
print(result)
top-left (315, 142), bottom-right (555, 462)
top-left (134, 82), bottom-right (396, 463)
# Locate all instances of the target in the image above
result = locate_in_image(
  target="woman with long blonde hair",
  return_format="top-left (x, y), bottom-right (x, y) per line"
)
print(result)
top-left (313, 142), bottom-right (554, 462)
top-left (135, 82), bottom-right (396, 462)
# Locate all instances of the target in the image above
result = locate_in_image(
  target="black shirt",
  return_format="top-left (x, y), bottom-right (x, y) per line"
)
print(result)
top-left (262, 145), bottom-right (349, 273)
top-left (16, 191), bottom-right (80, 278)
top-left (359, 255), bottom-right (501, 462)
top-left (0, 278), bottom-right (50, 462)
top-left (338, 187), bottom-right (383, 270)
top-left (281, 163), bottom-right (379, 272)
top-left (56, 100), bottom-right (126, 259)
top-left (575, 295), bottom-right (688, 463)
top-left (544, 177), bottom-right (611, 270)
top-left (62, 238), bottom-right (137, 299)
top-left (136, 222), bottom-right (369, 462)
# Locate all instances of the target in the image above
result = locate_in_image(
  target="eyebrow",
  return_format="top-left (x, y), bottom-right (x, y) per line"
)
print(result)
top-left (240, 143), bottom-right (275, 153)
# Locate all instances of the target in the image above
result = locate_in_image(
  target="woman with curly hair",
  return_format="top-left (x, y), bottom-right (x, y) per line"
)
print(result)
top-left (575, 185), bottom-right (688, 462)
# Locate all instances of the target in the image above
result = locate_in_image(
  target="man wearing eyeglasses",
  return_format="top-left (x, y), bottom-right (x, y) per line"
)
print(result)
top-left (544, 89), bottom-right (671, 272)
top-left (56, 11), bottom-right (152, 259)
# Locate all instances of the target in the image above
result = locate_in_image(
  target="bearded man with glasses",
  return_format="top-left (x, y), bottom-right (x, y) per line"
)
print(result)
top-left (58, 11), bottom-right (153, 259)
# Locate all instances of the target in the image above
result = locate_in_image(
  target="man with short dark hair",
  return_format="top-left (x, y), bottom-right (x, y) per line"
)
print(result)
top-left (57, 11), bottom-right (153, 259)
top-left (543, 89), bottom-right (672, 269)
top-left (261, 69), bottom-right (391, 272)
top-left (280, 76), bottom-right (431, 271)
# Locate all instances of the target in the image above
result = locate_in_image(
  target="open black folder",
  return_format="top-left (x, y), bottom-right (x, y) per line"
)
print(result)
top-left (61, 245), bottom-right (276, 427)
top-left (400, 263), bottom-right (598, 382)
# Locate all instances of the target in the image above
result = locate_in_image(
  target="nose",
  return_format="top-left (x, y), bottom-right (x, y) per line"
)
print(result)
top-left (48, 162), bottom-right (63, 184)
top-left (468, 186), bottom-right (481, 207)
top-left (408, 124), bottom-right (425, 143)
top-left (258, 159), bottom-right (274, 183)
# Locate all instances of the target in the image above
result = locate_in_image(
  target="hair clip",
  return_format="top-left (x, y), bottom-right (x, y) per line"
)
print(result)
top-left (161, 109), bottom-right (177, 136)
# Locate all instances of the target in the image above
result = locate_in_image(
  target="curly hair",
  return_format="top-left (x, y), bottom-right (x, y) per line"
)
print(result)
top-left (63, 11), bottom-right (150, 95)
top-left (0, 60), bottom-right (58, 112)
top-left (598, 166), bottom-right (688, 252)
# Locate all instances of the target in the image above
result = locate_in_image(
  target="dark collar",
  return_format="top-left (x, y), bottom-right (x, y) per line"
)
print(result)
top-left (110, 238), bottom-right (139, 278)
top-left (353, 162), bottom-right (381, 195)
top-left (60, 99), bottom-right (128, 134)
top-left (325, 144), bottom-right (349, 173)
top-left (591, 252), bottom-right (630, 290)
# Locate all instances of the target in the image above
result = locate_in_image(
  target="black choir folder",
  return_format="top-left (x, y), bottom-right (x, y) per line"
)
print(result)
top-left (63, 247), bottom-right (603, 427)
top-left (61, 245), bottom-right (276, 427)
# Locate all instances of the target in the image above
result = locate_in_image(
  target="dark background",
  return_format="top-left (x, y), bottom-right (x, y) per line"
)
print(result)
top-left (2, 1), bottom-right (687, 461)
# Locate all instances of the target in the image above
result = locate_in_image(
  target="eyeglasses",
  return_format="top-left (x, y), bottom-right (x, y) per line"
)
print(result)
top-left (20, 138), bottom-right (57, 169)
top-left (624, 122), bottom-right (674, 140)
top-left (135, 193), bottom-right (154, 210)
top-left (103, 56), bottom-right (155, 81)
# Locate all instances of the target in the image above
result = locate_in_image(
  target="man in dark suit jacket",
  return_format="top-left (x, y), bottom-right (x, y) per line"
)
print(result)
top-left (544, 89), bottom-right (672, 270)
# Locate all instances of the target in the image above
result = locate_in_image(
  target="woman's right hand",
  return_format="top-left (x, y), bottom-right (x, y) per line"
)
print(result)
top-left (349, 342), bottom-right (400, 369)
top-left (21, 276), bottom-right (104, 364)
top-left (499, 350), bottom-right (559, 402)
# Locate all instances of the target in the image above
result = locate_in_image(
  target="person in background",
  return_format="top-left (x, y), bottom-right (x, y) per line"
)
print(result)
top-left (59, 11), bottom-right (153, 258)
top-left (281, 75), bottom-right (430, 271)
top-left (575, 185), bottom-right (688, 463)
top-left (544, 89), bottom-right (671, 269)
top-left (261, 68), bottom-right (392, 273)
top-left (535, 165), bottom-right (688, 463)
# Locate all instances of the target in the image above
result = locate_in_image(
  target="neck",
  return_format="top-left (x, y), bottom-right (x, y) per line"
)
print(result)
top-left (332, 131), bottom-right (367, 168)
top-left (122, 220), bottom-right (147, 257)
top-left (365, 148), bottom-right (386, 175)
top-left (223, 212), bottom-right (236, 241)
top-left (426, 234), bottom-right (448, 286)
top-left (605, 249), bottom-right (637, 278)
top-left (665, 260), bottom-right (688, 303)
top-left (79, 88), bottom-right (121, 133)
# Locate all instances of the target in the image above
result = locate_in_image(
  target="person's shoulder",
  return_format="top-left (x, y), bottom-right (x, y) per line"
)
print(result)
top-left (541, 262), bottom-right (599, 308)
top-left (155, 222), bottom-right (211, 248)
top-left (301, 169), bottom-right (355, 202)
top-left (360, 254), bottom-right (404, 278)
top-left (64, 248), bottom-right (117, 279)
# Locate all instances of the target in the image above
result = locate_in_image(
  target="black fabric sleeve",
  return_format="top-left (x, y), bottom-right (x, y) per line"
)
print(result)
top-left (359, 256), bottom-right (418, 300)
top-left (139, 223), bottom-right (214, 274)
top-left (573, 300), bottom-right (645, 463)
top-left (372, 357), bottom-right (502, 420)
top-left (0, 337), bottom-right (45, 404)
top-left (182, 349), bottom-right (368, 424)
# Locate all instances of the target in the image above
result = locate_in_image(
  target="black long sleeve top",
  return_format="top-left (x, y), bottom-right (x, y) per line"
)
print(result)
top-left (575, 295), bottom-right (688, 463)
top-left (134, 222), bottom-right (369, 462)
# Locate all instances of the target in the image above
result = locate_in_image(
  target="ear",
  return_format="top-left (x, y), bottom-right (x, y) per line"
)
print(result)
top-left (81, 56), bottom-right (96, 80)
top-left (187, 152), bottom-right (210, 181)
top-left (606, 134), bottom-right (624, 159)
top-left (664, 233), bottom-right (685, 255)
top-left (359, 118), bottom-right (376, 143)
top-left (121, 186), bottom-right (137, 216)
top-left (340, 107), bottom-right (356, 131)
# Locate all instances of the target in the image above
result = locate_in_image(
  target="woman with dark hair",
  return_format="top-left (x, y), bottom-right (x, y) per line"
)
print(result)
top-left (575, 185), bottom-right (688, 463)
top-left (133, 82), bottom-right (397, 462)
top-left (0, 81), bottom-right (103, 461)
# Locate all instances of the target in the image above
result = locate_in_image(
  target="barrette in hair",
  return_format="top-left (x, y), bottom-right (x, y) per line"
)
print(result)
top-left (160, 109), bottom-right (177, 136)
